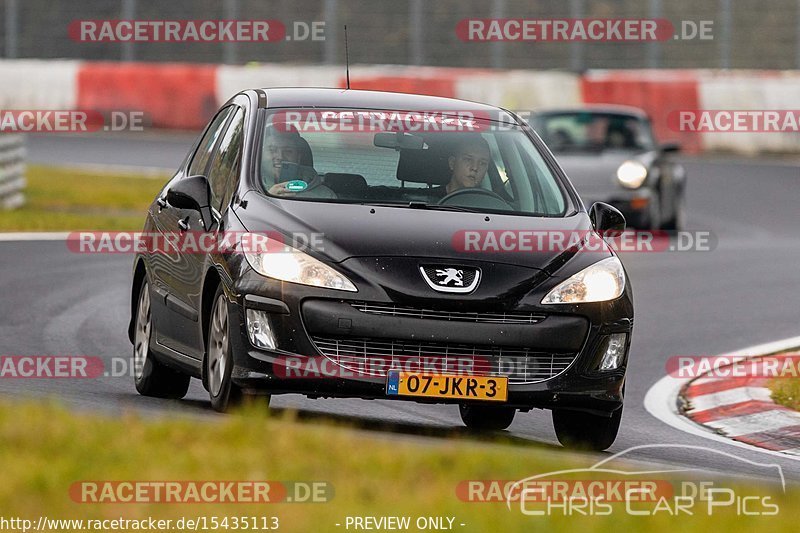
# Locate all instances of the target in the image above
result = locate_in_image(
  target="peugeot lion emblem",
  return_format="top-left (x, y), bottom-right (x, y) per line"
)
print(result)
top-left (420, 265), bottom-right (481, 294)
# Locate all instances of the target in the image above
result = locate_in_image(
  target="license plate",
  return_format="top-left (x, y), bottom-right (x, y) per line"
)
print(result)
top-left (386, 371), bottom-right (508, 402)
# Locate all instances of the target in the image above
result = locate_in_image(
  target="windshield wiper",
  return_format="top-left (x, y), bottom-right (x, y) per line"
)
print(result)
top-left (360, 201), bottom-right (478, 213)
top-left (407, 201), bottom-right (478, 212)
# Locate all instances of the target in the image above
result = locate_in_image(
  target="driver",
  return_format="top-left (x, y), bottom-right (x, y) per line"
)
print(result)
top-left (431, 135), bottom-right (491, 199)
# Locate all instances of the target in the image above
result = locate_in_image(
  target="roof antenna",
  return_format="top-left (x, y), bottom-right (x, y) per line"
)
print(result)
top-left (344, 25), bottom-right (350, 90)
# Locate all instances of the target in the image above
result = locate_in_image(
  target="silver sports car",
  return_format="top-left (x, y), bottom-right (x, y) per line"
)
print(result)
top-left (531, 106), bottom-right (686, 230)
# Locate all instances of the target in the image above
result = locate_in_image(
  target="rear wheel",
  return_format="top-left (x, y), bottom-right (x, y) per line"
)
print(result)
top-left (133, 280), bottom-right (191, 399)
top-left (459, 404), bottom-right (516, 431)
top-left (552, 407), bottom-right (622, 451)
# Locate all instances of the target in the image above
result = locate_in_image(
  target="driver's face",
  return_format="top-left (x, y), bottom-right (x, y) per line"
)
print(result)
top-left (265, 138), bottom-right (300, 180)
top-left (448, 143), bottom-right (490, 191)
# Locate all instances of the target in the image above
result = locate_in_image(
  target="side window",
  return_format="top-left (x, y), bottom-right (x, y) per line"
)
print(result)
top-left (188, 106), bottom-right (235, 177)
top-left (208, 108), bottom-right (245, 212)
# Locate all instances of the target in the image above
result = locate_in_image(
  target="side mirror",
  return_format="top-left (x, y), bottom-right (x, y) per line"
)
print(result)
top-left (660, 141), bottom-right (681, 153)
top-left (166, 175), bottom-right (211, 212)
top-left (589, 202), bottom-right (626, 235)
top-left (166, 175), bottom-right (216, 230)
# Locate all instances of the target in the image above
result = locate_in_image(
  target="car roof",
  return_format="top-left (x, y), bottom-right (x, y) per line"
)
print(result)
top-left (534, 105), bottom-right (649, 120)
top-left (257, 87), bottom-right (504, 115)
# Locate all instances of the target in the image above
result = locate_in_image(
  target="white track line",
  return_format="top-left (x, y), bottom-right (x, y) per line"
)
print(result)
top-left (48, 163), bottom-right (172, 178)
top-left (644, 335), bottom-right (800, 463)
top-left (0, 232), bottom-right (70, 241)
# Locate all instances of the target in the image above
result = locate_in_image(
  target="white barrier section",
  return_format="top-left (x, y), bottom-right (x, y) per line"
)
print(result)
top-left (454, 71), bottom-right (581, 112)
top-left (215, 64), bottom-right (343, 104)
top-left (0, 135), bottom-right (26, 210)
top-left (0, 60), bottom-right (80, 110)
top-left (698, 71), bottom-right (800, 154)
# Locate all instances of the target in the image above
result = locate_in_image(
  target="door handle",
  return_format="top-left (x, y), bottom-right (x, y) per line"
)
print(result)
top-left (178, 216), bottom-right (190, 232)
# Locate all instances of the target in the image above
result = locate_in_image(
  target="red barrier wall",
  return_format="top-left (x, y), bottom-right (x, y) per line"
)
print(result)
top-left (77, 62), bottom-right (217, 130)
top-left (340, 76), bottom-right (457, 98)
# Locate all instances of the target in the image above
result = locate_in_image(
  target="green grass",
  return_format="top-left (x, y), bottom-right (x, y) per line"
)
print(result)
top-left (0, 165), bottom-right (167, 231)
top-left (0, 400), bottom-right (796, 532)
top-left (770, 379), bottom-right (800, 411)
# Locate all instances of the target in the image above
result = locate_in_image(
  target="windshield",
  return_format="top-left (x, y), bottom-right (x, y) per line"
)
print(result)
top-left (257, 108), bottom-right (571, 217)
top-left (533, 112), bottom-right (656, 152)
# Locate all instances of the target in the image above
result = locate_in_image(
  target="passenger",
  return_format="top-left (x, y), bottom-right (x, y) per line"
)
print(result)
top-left (605, 120), bottom-right (638, 149)
top-left (262, 129), bottom-right (334, 198)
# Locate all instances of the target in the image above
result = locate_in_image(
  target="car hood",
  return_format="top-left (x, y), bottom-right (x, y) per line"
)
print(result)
top-left (552, 150), bottom-right (653, 197)
top-left (237, 191), bottom-right (602, 272)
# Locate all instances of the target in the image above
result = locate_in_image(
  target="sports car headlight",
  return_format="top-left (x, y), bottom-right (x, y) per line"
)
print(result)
top-left (616, 160), bottom-right (648, 189)
top-left (541, 257), bottom-right (625, 304)
top-left (243, 236), bottom-right (357, 292)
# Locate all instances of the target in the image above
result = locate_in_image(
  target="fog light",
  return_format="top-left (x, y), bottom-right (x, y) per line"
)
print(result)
top-left (246, 309), bottom-right (277, 350)
top-left (599, 333), bottom-right (627, 370)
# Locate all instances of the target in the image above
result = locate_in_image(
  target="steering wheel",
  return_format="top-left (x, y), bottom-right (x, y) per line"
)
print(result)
top-left (438, 187), bottom-right (511, 209)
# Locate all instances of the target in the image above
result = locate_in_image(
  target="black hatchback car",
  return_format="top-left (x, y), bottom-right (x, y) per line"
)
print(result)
top-left (129, 88), bottom-right (633, 450)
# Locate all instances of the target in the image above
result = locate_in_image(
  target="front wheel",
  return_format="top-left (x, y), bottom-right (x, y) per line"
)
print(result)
top-left (206, 286), bottom-right (244, 412)
top-left (205, 286), bottom-right (271, 413)
top-left (459, 404), bottom-right (516, 431)
top-left (552, 407), bottom-right (622, 451)
top-left (133, 280), bottom-right (191, 399)
top-left (662, 192), bottom-right (685, 231)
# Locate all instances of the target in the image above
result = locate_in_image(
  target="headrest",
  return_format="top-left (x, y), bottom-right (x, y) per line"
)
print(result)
top-left (323, 173), bottom-right (368, 197)
top-left (297, 136), bottom-right (314, 167)
top-left (396, 142), bottom-right (452, 185)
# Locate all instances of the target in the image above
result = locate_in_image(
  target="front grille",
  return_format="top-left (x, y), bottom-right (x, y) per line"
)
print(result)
top-left (350, 302), bottom-right (545, 325)
top-left (310, 336), bottom-right (577, 384)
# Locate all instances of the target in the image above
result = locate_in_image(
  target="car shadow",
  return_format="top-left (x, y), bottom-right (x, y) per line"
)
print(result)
top-left (265, 405), bottom-right (564, 451)
top-left (120, 392), bottom-right (567, 452)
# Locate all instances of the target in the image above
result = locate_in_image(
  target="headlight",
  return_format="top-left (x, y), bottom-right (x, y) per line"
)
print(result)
top-left (616, 160), bottom-right (648, 189)
top-left (243, 235), bottom-right (357, 292)
top-left (541, 257), bottom-right (625, 304)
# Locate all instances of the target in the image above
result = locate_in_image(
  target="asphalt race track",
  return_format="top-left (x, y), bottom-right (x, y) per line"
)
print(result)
top-left (3, 133), bottom-right (800, 483)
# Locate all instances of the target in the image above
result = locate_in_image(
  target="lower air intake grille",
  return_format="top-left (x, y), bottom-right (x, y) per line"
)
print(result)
top-left (309, 336), bottom-right (577, 384)
top-left (350, 302), bottom-right (545, 324)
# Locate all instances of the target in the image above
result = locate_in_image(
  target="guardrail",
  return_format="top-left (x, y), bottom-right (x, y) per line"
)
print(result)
top-left (0, 134), bottom-right (26, 210)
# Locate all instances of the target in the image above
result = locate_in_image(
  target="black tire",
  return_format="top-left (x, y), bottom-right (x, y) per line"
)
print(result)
top-left (661, 193), bottom-right (685, 231)
top-left (459, 404), bottom-right (516, 431)
top-left (631, 193), bottom-right (661, 230)
top-left (205, 284), bottom-right (244, 412)
top-left (552, 407), bottom-right (622, 451)
top-left (133, 280), bottom-right (191, 399)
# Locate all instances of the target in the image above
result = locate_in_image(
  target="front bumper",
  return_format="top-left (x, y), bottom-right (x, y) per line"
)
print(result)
top-left (224, 256), bottom-right (633, 416)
